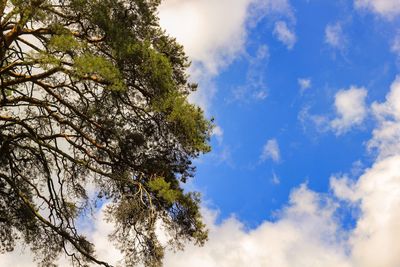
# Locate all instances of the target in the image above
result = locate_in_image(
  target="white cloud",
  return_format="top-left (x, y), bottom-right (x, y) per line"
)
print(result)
top-left (325, 22), bottom-right (346, 50)
top-left (355, 0), bottom-right (400, 18)
top-left (298, 78), bottom-right (312, 92)
top-left (253, 90), bottom-right (268, 100)
top-left (271, 172), bottom-right (281, 185)
top-left (298, 106), bottom-right (331, 133)
top-left (331, 86), bottom-right (368, 135)
top-left (231, 44), bottom-right (269, 103)
top-left (158, 0), bottom-right (295, 111)
top-left (368, 76), bottom-right (400, 159)
top-left (261, 139), bottom-right (281, 162)
top-left (273, 21), bottom-right (297, 49)
top-left (164, 185), bottom-right (352, 267)
top-left (331, 155), bottom-right (400, 267)
top-left (331, 76), bottom-right (400, 267)
top-left (248, 0), bottom-right (295, 29)
top-left (158, 0), bottom-right (253, 111)
top-left (159, 0), bottom-right (249, 77)
top-left (212, 125), bottom-right (224, 144)
top-left (391, 32), bottom-right (400, 57)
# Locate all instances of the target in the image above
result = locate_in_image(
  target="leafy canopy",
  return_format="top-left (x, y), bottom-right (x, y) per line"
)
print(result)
top-left (0, 0), bottom-right (212, 266)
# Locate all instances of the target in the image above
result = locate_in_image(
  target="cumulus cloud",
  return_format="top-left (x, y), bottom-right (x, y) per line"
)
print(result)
top-left (331, 86), bottom-right (368, 135)
top-left (368, 76), bottom-right (400, 159)
top-left (260, 139), bottom-right (281, 162)
top-left (164, 185), bottom-right (352, 267)
top-left (325, 22), bottom-right (346, 50)
top-left (159, 0), bottom-right (250, 77)
top-left (158, 0), bottom-right (295, 111)
top-left (273, 21), bottom-right (297, 49)
top-left (158, 0), bottom-right (253, 111)
top-left (331, 155), bottom-right (400, 267)
top-left (355, 0), bottom-right (400, 18)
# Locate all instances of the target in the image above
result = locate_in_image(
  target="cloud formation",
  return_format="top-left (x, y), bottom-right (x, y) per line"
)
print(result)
top-left (164, 185), bottom-right (351, 267)
top-left (368, 76), bottom-right (400, 159)
top-left (260, 139), bottom-right (281, 162)
top-left (355, 0), bottom-right (400, 18)
top-left (231, 44), bottom-right (269, 103)
top-left (331, 86), bottom-right (368, 135)
top-left (158, 0), bottom-right (254, 111)
top-left (391, 32), bottom-right (400, 58)
top-left (273, 21), bottom-right (297, 49)
top-left (298, 78), bottom-right (312, 92)
top-left (325, 22), bottom-right (346, 50)
top-left (159, 0), bottom-right (295, 111)
top-left (159, 0), bottom-right (250, 77)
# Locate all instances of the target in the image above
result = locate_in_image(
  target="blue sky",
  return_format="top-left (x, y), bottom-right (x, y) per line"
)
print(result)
top-left (3, 1), bottom-right (400, 266)
top-left (160, 0), bottom-right (399, 226)
top-left (157, 0), bottom-right (400, 266)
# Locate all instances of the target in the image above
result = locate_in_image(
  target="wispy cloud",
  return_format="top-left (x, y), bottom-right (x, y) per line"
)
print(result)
top-left (298, 78), bottom-right (312, 93)
top-left (212, 125), bottom-right (224, 145)
top-left (231, 44), bottom-right (269, 103)
top-left (325, 22), bottom-right (346, 50)
top-left (391, 31), bottom-right (400, 58)
top-left (260, 139), bottom-right (281, 163)
top-left (273, 21), bottom-right (297, 49)
top-left (271, 172), bottom-right (281, 185)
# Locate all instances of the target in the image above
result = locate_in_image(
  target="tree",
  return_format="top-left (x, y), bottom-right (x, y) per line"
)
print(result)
top-left (0, 0), bottom-right (212, 266)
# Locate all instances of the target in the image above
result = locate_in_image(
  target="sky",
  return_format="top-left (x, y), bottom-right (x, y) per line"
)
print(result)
top-left (2, 0), bottom-right (400, 266)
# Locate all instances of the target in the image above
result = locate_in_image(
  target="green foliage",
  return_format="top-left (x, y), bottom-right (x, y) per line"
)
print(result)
top-left (154, 92), bottom-right (212, 153)
top-left (148, 176), bottom-right (179, 204)
top-left (49, 34), bottom-right (81, 52)
top-left (0, 0), bottom-right (212, 266)
top-left (74, 54), bottom-right (125, 91)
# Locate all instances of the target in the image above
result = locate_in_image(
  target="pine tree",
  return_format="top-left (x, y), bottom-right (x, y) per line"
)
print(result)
top-left (0, 1), bottom-right (211, 266)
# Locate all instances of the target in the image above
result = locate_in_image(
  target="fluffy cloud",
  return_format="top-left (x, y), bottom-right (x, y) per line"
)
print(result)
top-left (368, 76), bottom-right (400, 159)
top-left (325, 22), bottom-right (346, 50)
top-left (159, 0), bottom-right (251, 77)
top-left (158, 0), bottom-right (252, 111)
top-left (331, 86), bottom-right (368, 134)
top-left (273, 21), bottom-right (297, 49)
top-left (159, 0), bottom-right (295, 110)
top-left (345, 156), bottom-right (400, 267)
top-left (355, 0), bottom-right (400, 18)
top-left (164, 185), bottom-right (352, 267)
top-left (260, 139), bottom-right (281, 162)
